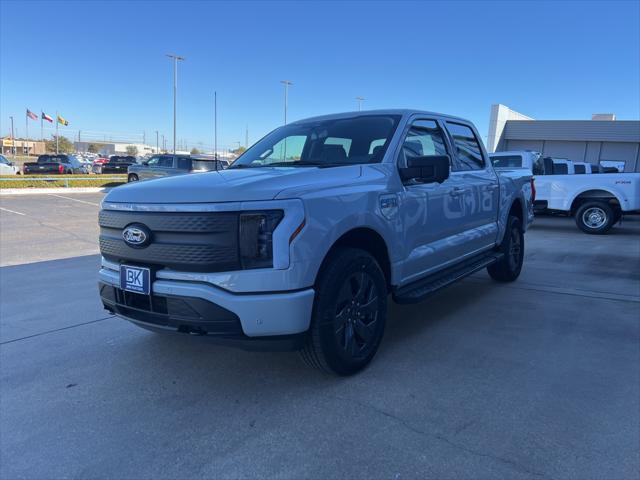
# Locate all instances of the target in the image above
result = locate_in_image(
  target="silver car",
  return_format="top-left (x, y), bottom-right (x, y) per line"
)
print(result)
top-left (127, 154), bottom-right (226, 182)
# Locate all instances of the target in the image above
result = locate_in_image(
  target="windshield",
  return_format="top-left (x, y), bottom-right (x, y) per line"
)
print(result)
top-left (230, 115), bottom-right (401, 168)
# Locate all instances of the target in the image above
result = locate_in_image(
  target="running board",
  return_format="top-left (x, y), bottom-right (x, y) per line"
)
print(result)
top-left (392, 252), bottom-right (504, 304)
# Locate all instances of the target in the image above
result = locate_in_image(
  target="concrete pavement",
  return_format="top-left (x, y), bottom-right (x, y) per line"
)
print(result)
top-left (1, 194), bottom-right (639, 479)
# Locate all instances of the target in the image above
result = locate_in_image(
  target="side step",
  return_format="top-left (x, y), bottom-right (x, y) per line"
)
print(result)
top-left (392, 252), bottom-right (504, 304)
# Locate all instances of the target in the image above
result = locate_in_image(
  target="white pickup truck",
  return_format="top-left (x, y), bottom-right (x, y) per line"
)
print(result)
top-left (490, 151), bottom-right (640, 234)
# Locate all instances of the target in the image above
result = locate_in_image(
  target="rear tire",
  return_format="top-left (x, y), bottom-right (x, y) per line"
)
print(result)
top-left (575, 201), bottom-right (614, 234)
top-left (487, 215), bottom-right (524, 282)
top-left (300, 247), bottom-right (387, 376)
top-left (128, 174), bottom-right (139, 182)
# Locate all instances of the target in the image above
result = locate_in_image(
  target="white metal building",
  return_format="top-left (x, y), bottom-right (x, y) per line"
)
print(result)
top-left (487, 104), bottom-right (640, 172)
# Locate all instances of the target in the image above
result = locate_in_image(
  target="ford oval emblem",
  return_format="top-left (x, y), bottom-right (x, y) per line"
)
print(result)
top-left (122, 224), bottom-right (151, 248)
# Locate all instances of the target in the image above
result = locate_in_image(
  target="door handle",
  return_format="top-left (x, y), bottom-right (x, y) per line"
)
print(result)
top-left (450, 187), bottom-right (465, 197)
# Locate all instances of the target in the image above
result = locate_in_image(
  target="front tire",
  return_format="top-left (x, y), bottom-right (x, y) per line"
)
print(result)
top-left (128, 174), bottom-right (139, 182)
top-left (487, 215), bottom-right (524, 282)
top-left (575, 201), bottom-right (614, 234)
top-left (300, 247), bottom-right (387, 376)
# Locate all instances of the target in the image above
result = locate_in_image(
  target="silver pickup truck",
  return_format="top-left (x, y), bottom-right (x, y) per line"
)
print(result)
top-left (127, 154), bottom-right (227, 182)
top-left (98, 110), bottom-right (534, 375)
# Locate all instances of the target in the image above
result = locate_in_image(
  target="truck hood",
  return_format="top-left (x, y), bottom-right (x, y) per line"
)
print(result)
top-left (104, 166), bottom-right (362, 204)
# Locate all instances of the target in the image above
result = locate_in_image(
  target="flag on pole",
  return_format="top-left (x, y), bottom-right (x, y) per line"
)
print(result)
top-left (27, 109), bottom-right (38, 120)
top-left (42, 112), bottom-right (53, 123)
top-left (57, 115), bottom-right (69, 126)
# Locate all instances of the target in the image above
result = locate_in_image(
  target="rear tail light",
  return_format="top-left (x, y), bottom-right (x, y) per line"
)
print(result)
top-left (530, 178), bottom-right (536, 203)
top-left (59, 164), bottom-right (64, 174)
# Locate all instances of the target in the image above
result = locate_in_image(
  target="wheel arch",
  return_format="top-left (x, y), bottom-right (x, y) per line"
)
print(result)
top-left (315, 227), bottom-right (392, 290)
top-left (509, 197), bottom-right (524, 224)
top-left (569, 189), bottom-right (623, 214)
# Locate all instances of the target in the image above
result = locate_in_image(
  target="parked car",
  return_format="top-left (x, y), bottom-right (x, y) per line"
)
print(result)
top-left (97, 156), bottom-right (137, 174)
top-left (23, 154), bottom-right (88, 175)
top-left (491, 151), bottom-right (640, 233)
top-left (126, 154), bottom-right (227, 182)
top-left (98, 109), bottom-right (534, 375)
top-left (0, 155), bottom-right (20, 175)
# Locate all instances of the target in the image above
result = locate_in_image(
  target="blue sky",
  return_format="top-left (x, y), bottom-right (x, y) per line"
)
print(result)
top-left (1, 0), bottom-right (638, 151)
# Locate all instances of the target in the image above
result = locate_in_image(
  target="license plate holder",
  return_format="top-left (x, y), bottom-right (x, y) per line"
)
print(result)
top-left (120, 265), bottom-right (151, 295)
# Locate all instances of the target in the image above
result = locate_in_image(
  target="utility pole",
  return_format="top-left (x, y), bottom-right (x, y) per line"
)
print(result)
top-left (55, 111), bottom-right (59, 154)
top-left (166, 54), bottom-right (185, 154)
top-left (214, 91), bottom-right (218, 160)
top-left (9, 116), bottom-right (15, 156)
top-left (161, 134), bottom-right (165, 152)
top-left (155, 130), bottom-right (159, 153)
top-left (356, 96), bottom-right (365, 111)
top-left (25, 112), bottom-right (28, 156)
top-left (280, 80), bottom-right (293, 124)
top-left (245, 124), bottom-right (249, 148)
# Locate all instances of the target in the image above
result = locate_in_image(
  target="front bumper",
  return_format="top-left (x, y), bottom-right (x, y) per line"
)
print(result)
top-left (99, 267), bottom-right (315, 350)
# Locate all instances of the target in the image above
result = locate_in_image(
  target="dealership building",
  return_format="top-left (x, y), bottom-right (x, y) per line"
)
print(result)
top-left (487, 104), bottom-right (640, 172)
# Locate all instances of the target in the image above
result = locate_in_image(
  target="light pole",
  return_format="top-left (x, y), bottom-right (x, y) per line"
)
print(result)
top-left (166, 54), bottom-right (185, 154)
top-left (155, 130), bottom-right (159, 153)
top-left (161, 134), bottom-right (165, 152)
top-left (214, 91), bottom-right (217, 160)
top-left (9, 116), bottom-right (15, 156)
top-left (280, 80), bottom-right (293, 124)
top-left (356, 96), bottom-right (365, 111)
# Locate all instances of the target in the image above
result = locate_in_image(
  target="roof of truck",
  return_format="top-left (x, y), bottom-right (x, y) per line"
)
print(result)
top-left (290, 109), bottom-right (471, 125)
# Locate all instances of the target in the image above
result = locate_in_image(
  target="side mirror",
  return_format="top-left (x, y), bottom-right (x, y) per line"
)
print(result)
top-left (142, 161), bottom-right (149, 166)
top-left (400, 155), bottom-right (450, 183)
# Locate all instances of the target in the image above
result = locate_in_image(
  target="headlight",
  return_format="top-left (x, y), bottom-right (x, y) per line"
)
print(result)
top-left (239, 211), bottom-right (283, 269)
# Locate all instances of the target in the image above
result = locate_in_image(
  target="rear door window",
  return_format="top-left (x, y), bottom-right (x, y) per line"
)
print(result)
top-left (445, 122), bottom-right (485, 171)
top-left (177, 157), bottom-right (191, 170)
top-left (158, 157), bottom-right (174, 168)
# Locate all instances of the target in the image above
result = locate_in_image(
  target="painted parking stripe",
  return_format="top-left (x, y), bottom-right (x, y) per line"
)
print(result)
top-left (47, 194), bottom-right (100, 206)
top-left (0, 207), bottom-right (26, 216)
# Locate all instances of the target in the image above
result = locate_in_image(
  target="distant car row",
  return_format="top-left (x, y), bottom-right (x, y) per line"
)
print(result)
top-left (4, 153), bottom-right (231, 179)
top-left (23, 154), bottom-right (92, 175)
top-left (127, 154), bottom-right (229, 182)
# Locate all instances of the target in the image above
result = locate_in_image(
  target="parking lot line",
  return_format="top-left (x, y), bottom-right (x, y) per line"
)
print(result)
top-left (47, 193), bottom-right (100, 206)
top-left (0, 206), bottom-right (26, 216)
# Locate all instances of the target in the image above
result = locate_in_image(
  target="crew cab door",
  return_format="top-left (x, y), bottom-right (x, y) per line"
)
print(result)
top-left (398, 119), bottom-right (471, 281)
top-left (443, 121), bottom-right (499, 252)
top-left (156, 155), bottom-right (175, 178)
top-left (176, 156), bottom-right (192, 176)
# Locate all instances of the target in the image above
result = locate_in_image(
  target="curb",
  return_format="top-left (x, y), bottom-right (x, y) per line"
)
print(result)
top-left (0, 187), bottom-right (114, 195)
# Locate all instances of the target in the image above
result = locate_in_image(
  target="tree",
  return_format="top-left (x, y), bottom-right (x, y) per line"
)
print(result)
top-left (45, 136), bottom-right (74, 153)
top-left (126, 145), bottom-right (138, 156)
top-left (232, 146), bottom-right (247, 156)
top-left (87, 143), bottom-right (100, 153)
top-left (190, 147), bottom-right (201, 155)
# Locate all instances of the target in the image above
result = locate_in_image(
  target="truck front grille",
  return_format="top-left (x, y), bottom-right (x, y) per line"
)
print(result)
top-left (99, 210), bottom-right (239, 272)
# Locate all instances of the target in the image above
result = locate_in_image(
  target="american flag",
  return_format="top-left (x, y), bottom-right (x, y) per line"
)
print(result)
top-left (26, 109), bottom-right (38, 120)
